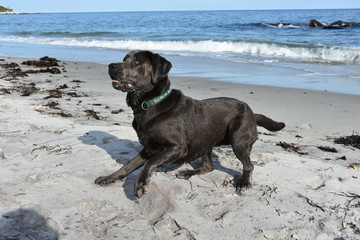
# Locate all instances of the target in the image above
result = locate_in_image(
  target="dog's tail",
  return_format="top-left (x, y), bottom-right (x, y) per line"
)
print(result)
top-left (255, 114), bottom-right (285, 132)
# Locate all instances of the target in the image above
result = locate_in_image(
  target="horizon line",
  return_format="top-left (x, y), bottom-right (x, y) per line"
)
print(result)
top-left (9, 7), bottom-right (360, 14)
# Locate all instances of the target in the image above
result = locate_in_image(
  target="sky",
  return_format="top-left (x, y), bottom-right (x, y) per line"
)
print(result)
top-left (1, 0), bottom-right (359, 13)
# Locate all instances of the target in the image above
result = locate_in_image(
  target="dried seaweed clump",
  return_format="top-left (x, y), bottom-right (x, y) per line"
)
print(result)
top-left (334, 135), bottom-right (360, 150)
top-left (22, 56), bottom-right (60, 68)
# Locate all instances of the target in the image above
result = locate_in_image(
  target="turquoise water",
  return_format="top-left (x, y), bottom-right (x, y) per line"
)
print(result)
top-left (1, 9), bottom-right (360, 94)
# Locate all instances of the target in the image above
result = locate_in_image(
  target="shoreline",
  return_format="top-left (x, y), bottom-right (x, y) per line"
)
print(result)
top-left (1, 56), bottom-right (360, 239)
top-left (2, 54), bottom-right (360, 97)
top-left (0, 39), bottom-right (359, 95)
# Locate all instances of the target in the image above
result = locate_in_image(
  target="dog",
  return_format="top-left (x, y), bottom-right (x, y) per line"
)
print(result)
top-left (95, 50), bottom-right (285, 198)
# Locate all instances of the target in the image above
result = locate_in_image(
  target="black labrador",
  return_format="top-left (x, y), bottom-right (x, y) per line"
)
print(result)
top-left (95, 50), bottom-right (285, 198)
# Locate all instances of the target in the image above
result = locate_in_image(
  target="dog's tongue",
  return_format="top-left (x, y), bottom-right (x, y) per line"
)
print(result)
top-left (112, 79), bottom-right (133, 89)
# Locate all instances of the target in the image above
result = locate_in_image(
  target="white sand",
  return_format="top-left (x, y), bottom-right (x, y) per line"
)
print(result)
top-left (1, 56), bottom-right (360, 240)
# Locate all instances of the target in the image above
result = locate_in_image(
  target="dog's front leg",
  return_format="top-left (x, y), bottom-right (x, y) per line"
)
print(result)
top-left (95, 151), bottom-right (147, 186)
top-left (135, 161), bottom-right (157, 198)
top-left (135, 146), bottom-right (187, 198)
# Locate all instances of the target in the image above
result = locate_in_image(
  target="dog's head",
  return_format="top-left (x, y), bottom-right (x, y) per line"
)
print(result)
top-left (108, 50), bottom-right (172, 93)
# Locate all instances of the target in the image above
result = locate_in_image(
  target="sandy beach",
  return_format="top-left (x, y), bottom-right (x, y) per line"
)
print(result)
top-left (1, 56), bottom-right (360, 239)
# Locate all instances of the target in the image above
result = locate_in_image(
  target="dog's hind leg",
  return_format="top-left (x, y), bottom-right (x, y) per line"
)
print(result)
top-left (229, 120), bottom-right (257, 194)
top-left (176, 151), bottom-right (214, 180)
top-left (232, 144), bottom-right (254, 194)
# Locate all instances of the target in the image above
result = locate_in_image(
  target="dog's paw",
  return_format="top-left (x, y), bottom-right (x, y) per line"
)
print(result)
top-left (234, 179), bottom-right (252, 195)
top-left (135, 176), bottom-right (150, 198)
top-left (175, 170), bottom-right (194, 180)
top-left (135, 181), bottom-right (148, 198)
top-left (94, 176), bottom-right (116, 186)
top-left (135, 185), bottom-right (147, 198)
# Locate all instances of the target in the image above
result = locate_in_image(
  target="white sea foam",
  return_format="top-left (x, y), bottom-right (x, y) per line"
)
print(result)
top-left (1, 37), bottom-right (359, 64)
top-left (262, 23), bottom-right (302, 29)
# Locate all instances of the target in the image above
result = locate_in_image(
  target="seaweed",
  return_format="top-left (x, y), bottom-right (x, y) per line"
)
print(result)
top-left (0, 88), bottom-right (11, 95)
top-left (84, 109), bottom-right (102, 120)
top-left (22, 56), bottom-right (60, 68)
top-left (276, 141), bottom-right (307, 155)
top-left (57, 111), bottom-right (73, 118)
top-left (0, 62), bottom-right (27, 79)
top-left (334, 135), bottom-right (360, 150)
top-left (43, 93), bottom-right (62, 99)
top-left (317, 146), bottom-right (338, 153)
top-left (18, 83), bottom-right (39, 96)
top-left (44, 101), bottom-right (60, 109)
top-left (111, 109), bottom-right (125, 114)
top-left (277, 141), bottom-right (300, 152)
top-left (71, 79), bottom-right (86, 83)
top-left (25, 67), bottom-right (61, 74)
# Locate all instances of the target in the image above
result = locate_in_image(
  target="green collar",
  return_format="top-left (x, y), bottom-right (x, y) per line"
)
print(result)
top-left (132, 88), bottom-right (172, 113)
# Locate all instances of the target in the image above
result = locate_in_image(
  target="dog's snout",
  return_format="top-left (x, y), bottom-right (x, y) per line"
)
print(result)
top-left (108, 63), bottom-right (118, 70)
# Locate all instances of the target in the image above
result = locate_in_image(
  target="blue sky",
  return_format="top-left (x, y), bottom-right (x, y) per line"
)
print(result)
top-left (1, 0), bottom-right (359, 12)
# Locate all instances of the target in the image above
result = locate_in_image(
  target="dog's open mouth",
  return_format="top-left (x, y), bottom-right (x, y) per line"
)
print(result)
top-left (112, 79), bottom-right (135, 92)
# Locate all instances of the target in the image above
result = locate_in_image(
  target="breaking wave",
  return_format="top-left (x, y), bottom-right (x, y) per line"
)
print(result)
top-left (1, 37), bottom-right (359, 64)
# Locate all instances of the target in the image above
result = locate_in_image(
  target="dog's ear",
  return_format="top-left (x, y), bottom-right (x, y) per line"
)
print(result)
top-left (151, 53), bottom-right (172, 82)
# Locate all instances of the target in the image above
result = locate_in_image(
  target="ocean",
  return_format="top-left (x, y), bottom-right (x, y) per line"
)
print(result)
top-left (1, 9), bottom-right (360, 94)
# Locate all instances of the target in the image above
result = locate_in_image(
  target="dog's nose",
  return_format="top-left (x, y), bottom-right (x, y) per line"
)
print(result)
top-left (108, 63), bottom-right (118, 70)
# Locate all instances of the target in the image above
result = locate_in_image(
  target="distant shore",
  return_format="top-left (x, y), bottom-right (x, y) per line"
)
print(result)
top-left (0, 11), bottom-right (38, 15)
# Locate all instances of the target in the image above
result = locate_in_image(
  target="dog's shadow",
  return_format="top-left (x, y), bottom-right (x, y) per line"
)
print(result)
top-left (78, 130), bottom-right (142, 200)
top-left (78, 130), bottom-right (141, 163)
top-left (78, 131), bottom-right (240, 200)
